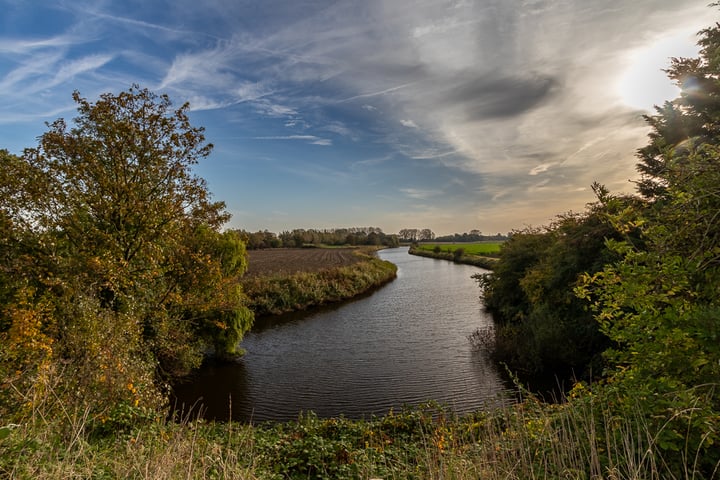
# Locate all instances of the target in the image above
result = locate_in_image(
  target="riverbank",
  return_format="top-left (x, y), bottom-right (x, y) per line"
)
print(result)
top-left (241, 248), bottom-right (397, 316)
top-left (3, 386), bottom-right (709, 479)
top-left (408, 245), bottom-right (499, 269)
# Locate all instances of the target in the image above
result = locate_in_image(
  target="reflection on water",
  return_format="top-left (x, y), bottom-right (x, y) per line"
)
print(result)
top-left (172, 247), bottom-right (512, 422)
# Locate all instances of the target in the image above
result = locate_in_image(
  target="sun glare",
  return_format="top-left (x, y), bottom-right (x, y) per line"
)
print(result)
top-left (616, 30), bottom-right (699, 112)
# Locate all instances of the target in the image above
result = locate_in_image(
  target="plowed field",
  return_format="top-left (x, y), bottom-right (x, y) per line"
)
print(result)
top-left (244, 248), bottom-right (364, 277)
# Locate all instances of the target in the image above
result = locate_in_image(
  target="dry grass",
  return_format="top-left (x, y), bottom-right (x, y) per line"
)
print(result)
top-left (2, 375), bottom-right (718, 479)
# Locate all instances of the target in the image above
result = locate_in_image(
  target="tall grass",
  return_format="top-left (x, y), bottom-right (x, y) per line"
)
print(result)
top-left (2, 376), bottom-right (717, 479)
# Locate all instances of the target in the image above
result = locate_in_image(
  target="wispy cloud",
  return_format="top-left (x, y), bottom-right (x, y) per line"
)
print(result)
top-left (399, 188), bottom-right (442, 200)
top-left (338, 83), bottom-right (415, 103)
top-left (529, 162), bottom-right (557, 176)
top-left (52, 54), bottom-right (114, 85)
top-left (254, 101), bottom-right (298, 118)
top-left (0, 0), bottom-right (713, 234)
top-left (0, 51), bottom-right (63, 91)
top-left (0, 34), bottom-right (81, 53)
top-left (253, 135), bottom-right (332, 146)
top-left (0, 104), bottom-right (77, 125)
top-left (86, 9), bottom-right (216, 40)
top-left (2, 53), bottom-right (114, 97)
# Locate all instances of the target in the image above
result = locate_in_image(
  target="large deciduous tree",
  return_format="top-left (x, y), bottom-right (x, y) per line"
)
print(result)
top-left (0, 87), bottom-right (253, 422)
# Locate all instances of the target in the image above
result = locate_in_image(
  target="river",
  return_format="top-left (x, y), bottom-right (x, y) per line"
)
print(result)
top-left (172, 247), bottom-right (511, 422)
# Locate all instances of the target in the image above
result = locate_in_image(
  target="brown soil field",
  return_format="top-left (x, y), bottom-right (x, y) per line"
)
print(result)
top-left (244, 248), bottom-right (365, 277)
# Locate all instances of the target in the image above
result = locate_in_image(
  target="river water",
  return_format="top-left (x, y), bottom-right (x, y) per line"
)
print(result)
top-left (172, 247), bottom-right (511, 422)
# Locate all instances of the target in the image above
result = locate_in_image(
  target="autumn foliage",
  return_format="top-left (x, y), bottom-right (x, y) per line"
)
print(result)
top-left (0, 87), bottom-right (253, 426)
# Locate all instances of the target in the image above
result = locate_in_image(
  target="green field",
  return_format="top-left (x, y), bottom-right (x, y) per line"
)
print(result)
top-left (417, 242), bottom-right (503, 255)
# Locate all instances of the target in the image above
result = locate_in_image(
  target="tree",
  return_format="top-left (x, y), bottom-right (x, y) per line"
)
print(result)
top-left (1, 87), bottom-right (253, 422)
top-left (577, 18), bottom-right (720, 473)
top-left (398, 229), bottom-right (418, 242)
top-left (578, 146), bottom-right (720, 472)
top-left (419, 229), bottom-right (435, 241)
top-left (635, 19), bottom-right (720, 199)
top-left (480, 201), bottom-right (627, 380)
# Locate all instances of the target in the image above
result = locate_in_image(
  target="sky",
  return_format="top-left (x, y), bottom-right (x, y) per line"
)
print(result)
top-left (0, 1), bottom-right (714, 236)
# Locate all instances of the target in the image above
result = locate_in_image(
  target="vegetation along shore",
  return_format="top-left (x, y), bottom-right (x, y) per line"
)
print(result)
top-left (241, 247), bottom-right (397, 316)
top-left (408, 243), bottom-right (501, 270)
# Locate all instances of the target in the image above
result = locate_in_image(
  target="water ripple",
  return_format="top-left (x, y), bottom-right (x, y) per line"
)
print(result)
top-left (173, 247), bottom-right (512, 422)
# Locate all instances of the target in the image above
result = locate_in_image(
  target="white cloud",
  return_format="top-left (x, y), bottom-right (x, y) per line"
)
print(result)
top-left (0, 0), bottom-right (713, 235)
top-left (52, 54), bottom-right (113, 84)
top-left (0, 34), bottom-right (81, 53)
top-left (253, 135), bottom-right (331, 145)
top-left (528, 162), bottom-right (556, 176)
top-left (338, 83), bottom-right (414, 103)
top-left (255, 101), bottom-right (298, 117)
top-left (235, 81), bottom-right (272, 102)
top-left (0, 52), bottom-right (62, 91)
top-left (399, 188), bottom-right (442, 200)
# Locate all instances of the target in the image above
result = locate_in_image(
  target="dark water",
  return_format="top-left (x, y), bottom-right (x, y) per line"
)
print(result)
top-left (172, 247), bottom-right (511, 422)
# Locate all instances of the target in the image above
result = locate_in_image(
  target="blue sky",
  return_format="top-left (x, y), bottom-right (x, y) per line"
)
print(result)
top-left (0, 0), bottom-right (713, 236)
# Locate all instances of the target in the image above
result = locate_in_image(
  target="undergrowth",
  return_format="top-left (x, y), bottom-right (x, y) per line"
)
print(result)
top-left (2, 384), bottom-right (718, 479)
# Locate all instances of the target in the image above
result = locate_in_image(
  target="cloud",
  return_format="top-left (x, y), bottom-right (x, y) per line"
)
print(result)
top-left (399, 188), bottom-right (442, 200)
top-left (253, 100), bottom-right (298, 118)
top-left (0, 34), bottom-right (81, 53)
top-left (253, 135), bottom-right (332, 145)
top-left (0, 51), bottom-right (113, 96)
top-left (0, 104), bottom-right (76, 125)
top-left (412, 18), bottom-right (482, 38)
top-left (0, 51), bottom-right (63, 91)
top-left (85, 9), bottom-right (214, 40)
top-left (529, 162), bottom-right (557, 176)
top-left (52, 54), bottom-right (114, 84)
top-left (338, 82), bottom-right (414, 103)
top-left (235, 81), bottom-right (273, 102)
top-left (0, 0), bottom-right (713, 235)
top-left (444, 73), bottom-right (559, 120)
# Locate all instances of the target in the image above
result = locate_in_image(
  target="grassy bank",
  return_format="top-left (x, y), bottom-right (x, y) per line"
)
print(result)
top-left (241, 249), bottom-right (397, 316)
top-left (408, 244), bottom-right (499, 270)
top-left (3, 385), bottom-right (716, 479)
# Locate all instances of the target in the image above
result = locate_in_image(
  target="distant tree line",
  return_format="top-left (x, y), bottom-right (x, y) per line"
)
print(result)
top-left (397, 228), bottom-right (435, 242)
top-left (434, 230), bottom-right (509, 242)
top-left (236, 227), bottom-right (400, 249)
top-left (237, 228), bottom-right (509, 248)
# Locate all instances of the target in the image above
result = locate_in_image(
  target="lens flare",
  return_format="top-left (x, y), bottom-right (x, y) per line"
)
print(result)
top-left (616, 30), bottom-right (699, 111)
